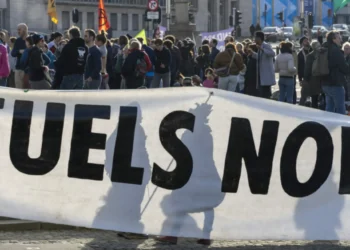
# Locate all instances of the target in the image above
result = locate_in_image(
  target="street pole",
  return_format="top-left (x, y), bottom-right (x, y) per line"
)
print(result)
top-left (264, 3), bottom-right (267, 27)
top-left (166, 0), bottom-right (171, 31)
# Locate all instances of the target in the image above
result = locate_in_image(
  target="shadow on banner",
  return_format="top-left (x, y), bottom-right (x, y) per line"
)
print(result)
top-left (86, 102), bottom-right (151, 239)
top-left (159, 103), bottom-right (225, 239)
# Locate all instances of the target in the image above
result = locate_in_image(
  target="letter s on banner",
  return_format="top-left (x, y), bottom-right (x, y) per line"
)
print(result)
top-left (152, 111), bottom-right (195, 190)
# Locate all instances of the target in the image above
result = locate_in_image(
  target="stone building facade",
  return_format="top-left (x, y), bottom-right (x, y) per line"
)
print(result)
top-left (0, 0), bottom-right (253, 37)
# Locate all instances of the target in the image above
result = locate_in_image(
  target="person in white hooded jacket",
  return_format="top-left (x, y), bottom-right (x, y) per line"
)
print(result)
top-left (275, 41), bottom-right (297, 103)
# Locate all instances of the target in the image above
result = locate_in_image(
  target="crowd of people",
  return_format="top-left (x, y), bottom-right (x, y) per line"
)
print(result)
top-left (0, 23), bottom-right (348, 115)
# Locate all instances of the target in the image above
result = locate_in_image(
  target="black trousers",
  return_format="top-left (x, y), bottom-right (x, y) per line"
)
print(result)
top-left (259, 86), bottom-right (272, 99)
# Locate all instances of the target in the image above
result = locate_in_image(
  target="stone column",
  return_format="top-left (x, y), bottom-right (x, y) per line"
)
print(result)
top-left (211, 0), bottom-right (220, 31)
top-left (170, 0), bottom-right (196, 39)
top-left (174, 0), bottom-right (189, 24)
top-left (224, 0), bottom-right (231, 29)
top-left (195, 0), bottom-right (209, 32)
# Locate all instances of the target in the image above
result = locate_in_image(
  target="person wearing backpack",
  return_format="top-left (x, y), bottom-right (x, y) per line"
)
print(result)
top-left (213, 42), bottom-right (244, 92)
top-left (322, 31), bottom-right (349, 114)
top-left (121, 41), bottom-right (152, 89)
top-left (300, 41), bottom-right (323, 108)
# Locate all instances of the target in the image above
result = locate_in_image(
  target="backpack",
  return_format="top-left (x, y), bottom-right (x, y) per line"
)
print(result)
top-left (312, 49), bottom-right (329, 77)
top-left (115, 53), bottom-right (124, 74)
top-left (134, 54), bottom-right (148, 78)
top-left (27, 47), bottom-right (43, 70)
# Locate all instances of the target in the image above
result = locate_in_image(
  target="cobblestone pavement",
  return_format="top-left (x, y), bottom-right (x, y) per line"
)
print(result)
top-left (0, 230), bottom-right (349, 249)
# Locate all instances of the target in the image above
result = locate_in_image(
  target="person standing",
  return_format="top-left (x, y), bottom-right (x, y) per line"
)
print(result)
top-left (196, 44), bottom-right (211, 80)
top-left (115, 35), bottom-right (129, 89)
top-left (27, 34), bottom-right (51, 89)
top-left (11, 23), bottom-right (28, 89)
top-left (213, 43), bottom-right (244, 92)
top-left (300, 41), bottom-right (323, 108)
top-left (209, 39), bottom-right (220, 66)
top-left (48, 32), bottom-right (62, 54)
top-left (344, 42), bottom-right (350, 101)
top-left (55, 26), bottom-right (88, 89)
top-left (42, 43), bottom-right (57, 70)
top-left (96, 31), bottom-right (109, 89)
top-left (138, 37), bottom-right (155, 88)
top-left (122, 41), bottom-right (152, 89)
top-left (249, 31), bottom-right (276, 99)
top-left (322, 31), bottom-right (349, 114)
top-left (275, 42), bottom-right (297, 103)
top-left (297, 36), bottom-right (312, 98)
top-left (0, 33), bottom-right (10, 87)
top-left (152, 39), bottom-right (172, 88)
top-left (250, 24), bottom-right (256, 38)
top-left (244, 44), bottom-right (258, 96)
top-left (163, 40), bottom-right (180, 86)
top-left (84, 29), bottom-right (102, 89)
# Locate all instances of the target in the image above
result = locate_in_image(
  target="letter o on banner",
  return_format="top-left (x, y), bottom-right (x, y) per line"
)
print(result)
top-left (280, 122), bottom-right (333, 198)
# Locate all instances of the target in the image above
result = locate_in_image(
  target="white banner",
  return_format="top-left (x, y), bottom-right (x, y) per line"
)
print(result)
top-left (0, 87), bottom-right (349, 240)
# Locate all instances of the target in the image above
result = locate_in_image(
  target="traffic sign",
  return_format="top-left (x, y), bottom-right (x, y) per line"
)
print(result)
top-left (147, 11), bottom-right (159, 20)
top-left (148, 0), bottom-right (159, 11)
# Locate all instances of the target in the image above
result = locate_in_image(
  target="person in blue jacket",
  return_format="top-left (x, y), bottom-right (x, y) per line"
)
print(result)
top-left (43, 43), bottom-right (56, 70)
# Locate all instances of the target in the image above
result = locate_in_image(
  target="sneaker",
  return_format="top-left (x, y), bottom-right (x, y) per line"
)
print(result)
top-left (197, 239), bottom-right (211, 245)
top-left (117, 232), bottom-right (148, 240)
top-left (155, 236), bottom-right (178, 245)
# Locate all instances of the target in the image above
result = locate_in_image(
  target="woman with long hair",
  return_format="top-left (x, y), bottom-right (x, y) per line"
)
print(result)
top-left (196, 44), bottom-right (211, 80)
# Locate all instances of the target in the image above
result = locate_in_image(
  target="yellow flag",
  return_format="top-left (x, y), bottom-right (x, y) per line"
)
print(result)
top-left (135, 29), bottom-right (148, 45)
top-left (47, 0), bottom-right (58, 24)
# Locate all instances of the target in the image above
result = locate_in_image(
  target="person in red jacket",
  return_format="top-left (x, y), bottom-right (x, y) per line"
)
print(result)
top-left (121, 40), bottom-right (152, 89)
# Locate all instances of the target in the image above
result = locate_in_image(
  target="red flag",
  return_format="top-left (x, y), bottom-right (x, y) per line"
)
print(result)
top-left (98, 0), bottom-right (110, 31)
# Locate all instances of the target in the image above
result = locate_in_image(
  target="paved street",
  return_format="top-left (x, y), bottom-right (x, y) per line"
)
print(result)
top-left (0, 229), bottom-right (349, 249)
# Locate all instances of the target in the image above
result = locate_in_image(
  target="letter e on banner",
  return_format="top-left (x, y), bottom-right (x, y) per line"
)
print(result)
top-left (68, 104), bottom-right (110, 181)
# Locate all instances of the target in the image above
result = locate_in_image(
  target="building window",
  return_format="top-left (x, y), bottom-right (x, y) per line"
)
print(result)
top-left (62, 11), bottom-right (70, 30)
top-left (132, 14), bottom-right (139, 31)
top-left (87, 12), bottom-right (95, 30)
top-left (122, 14), bottom-right (128, 31)
top-left (110, 13), bottom-right (118, 30)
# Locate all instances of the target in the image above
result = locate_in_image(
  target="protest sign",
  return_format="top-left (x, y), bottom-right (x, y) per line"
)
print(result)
top-left (0, 87), bottom-right (349, 240)
top-left (159, 26), bottom-right (167, 38)
top-left (200, 28), bottom-right (234, 51)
